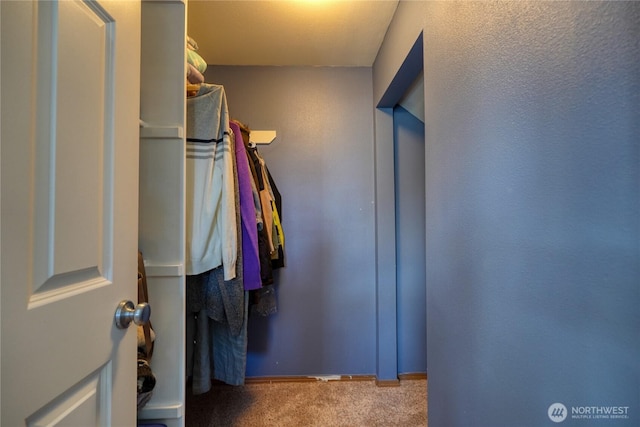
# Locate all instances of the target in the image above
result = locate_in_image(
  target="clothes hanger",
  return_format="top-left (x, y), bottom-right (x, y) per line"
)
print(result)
top-left (186, 83), bottom-right (200, 97)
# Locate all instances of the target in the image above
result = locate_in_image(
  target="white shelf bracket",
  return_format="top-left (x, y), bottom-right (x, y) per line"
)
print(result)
top-left (250, 130), bottom-right (277, 145)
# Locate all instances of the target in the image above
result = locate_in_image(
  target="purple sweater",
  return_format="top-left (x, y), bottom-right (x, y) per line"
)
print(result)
top-left (230, 121), bottom-right (262, 290)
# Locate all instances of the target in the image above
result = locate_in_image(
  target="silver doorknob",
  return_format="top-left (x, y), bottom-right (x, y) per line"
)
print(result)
top-left (114, 300), bottom-right (151, 329)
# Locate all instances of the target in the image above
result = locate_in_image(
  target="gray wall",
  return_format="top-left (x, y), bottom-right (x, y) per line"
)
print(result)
top-left (205, 66), bottom-right (378, 376)
top-left (374, 1), bottom-right (639, 426)
top-left (394, 106), bottom-right (426, 375)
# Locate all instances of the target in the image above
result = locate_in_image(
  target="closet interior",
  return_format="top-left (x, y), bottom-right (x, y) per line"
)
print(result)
top-left (137, 2), bottom-right (283, 426)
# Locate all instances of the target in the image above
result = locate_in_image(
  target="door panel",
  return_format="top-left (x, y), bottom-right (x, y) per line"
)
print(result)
top-left (26, 364), bottom-right (112, 427)
top-left (31, 0), bottom-right (112, 304)
top-left (1, 1), bottom-right (141, 425)
top-left (49, 0), bottom-right (109, 282)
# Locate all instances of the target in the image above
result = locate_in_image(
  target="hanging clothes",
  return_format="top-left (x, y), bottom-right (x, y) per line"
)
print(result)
top-left (186, 83), bottom-right (248, 393)
top-left (267, 169), bottom-right (286, 269)
top-left (253, 148), bottom-right (285, 263)
top-left (241, 131), bottom-right (274, 287)
top-left (186, 270), bottom-right (249, 393)
top-left (241, 141), bottom-right (285, 316)
top-left (230, 120), bottom-right (262, 291)
top-left (185, 83), bottom-right (237, 280)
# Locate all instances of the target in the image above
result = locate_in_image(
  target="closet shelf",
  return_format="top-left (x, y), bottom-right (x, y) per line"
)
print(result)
top-left (137, 402), bottom-right (184, 420)
top-left (139, 120), bottom-right (184, 139)
top-left (143, 262), bottom-right (184, 278)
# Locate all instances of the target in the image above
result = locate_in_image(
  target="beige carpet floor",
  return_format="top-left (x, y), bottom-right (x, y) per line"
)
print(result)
top-left (185, 379), bottom-right (427, 427)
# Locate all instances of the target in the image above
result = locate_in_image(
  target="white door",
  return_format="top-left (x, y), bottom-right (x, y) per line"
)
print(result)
top-left (1, 1), bottom-right (141, 425)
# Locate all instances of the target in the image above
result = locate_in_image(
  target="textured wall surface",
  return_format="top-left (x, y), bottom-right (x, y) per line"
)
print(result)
top-left (206, 66), bottom-right (378, 376)
top-left (394, 106), bottom-right (427, 375)
top-left (375, 1), bottom-right (639, 426)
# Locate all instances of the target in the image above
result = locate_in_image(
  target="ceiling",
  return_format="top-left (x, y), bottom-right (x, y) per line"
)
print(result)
top-left (187, 0), bottom-right (399, 67)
